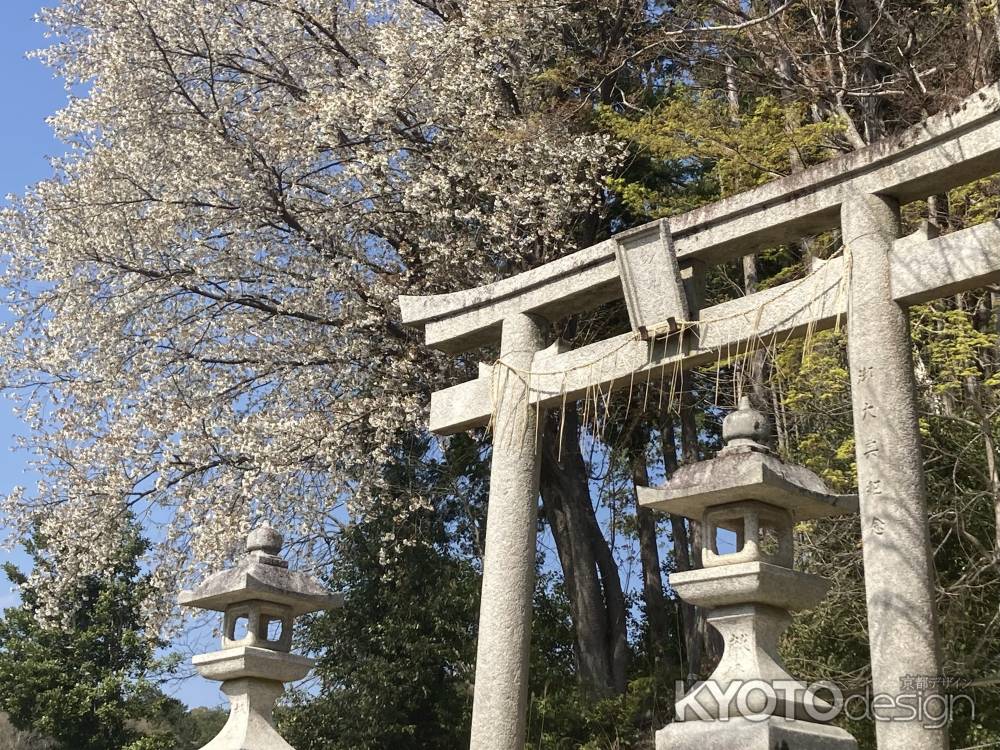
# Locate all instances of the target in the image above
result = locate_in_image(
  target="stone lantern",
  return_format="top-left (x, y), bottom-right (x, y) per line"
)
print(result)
top-left (180, 525), bottom-right (343, 750)
top-left (639, 396), bottom-right (859, 750)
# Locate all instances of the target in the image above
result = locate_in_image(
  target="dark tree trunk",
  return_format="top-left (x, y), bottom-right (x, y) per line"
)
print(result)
top-left (661, 390), bottom-right (722, 680)
top-left (630, 427), bottom-right (675, 672)
top-left (848, 0), bottom-right (887, 142)
top-left (661, 416), bottom-right (699, 680)
top-left (540, 406), bottom-right (629, 697)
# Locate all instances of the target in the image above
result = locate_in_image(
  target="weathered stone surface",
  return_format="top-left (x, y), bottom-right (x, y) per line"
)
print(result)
top-left (400, 83), bottom-right (1000, 352)
top-left (468, 313), bottom-right (548, 750)
top-left (197, 679), bottom-right (295, 750)
top-left (670, 563), bottom-right (832, 723)
top-left (656, 716), bottom-right (858, 750)
top-left (428, 219), bottom-right (1000, 434)
top-left (192, 646), bottom-right (314, 683)
top-left (674, 603), bottom-right (829, 722)
top-left (179, 528), bottom-right (342, 616)
top-left (892, 216), bottom-right (1000, 304)
top-left (402, 241), bottom-right (622, 352)
top-left (638, 451), bottom-right (858, 522)
top-left (614, 220), bottom-right (689, 336)
top-left (721, 395), bottom-right (771, 448)
top-left (701, 501), bottom-right (793, 568)
top-left (181, 527), bottom-right (342, 750)
top-left (844, 194), bottom-right (948, 750)
top-left (669, 561), bottom-right (830, 613)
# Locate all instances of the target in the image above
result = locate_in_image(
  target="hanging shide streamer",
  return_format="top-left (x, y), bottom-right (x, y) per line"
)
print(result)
top-left (483, 247), bottom-right (852, 455)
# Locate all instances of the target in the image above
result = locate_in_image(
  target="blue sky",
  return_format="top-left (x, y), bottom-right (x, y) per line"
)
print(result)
top-left (0, 2), bottom-right (63, 582)
top-left (0, 0), bottom-right (221, 709)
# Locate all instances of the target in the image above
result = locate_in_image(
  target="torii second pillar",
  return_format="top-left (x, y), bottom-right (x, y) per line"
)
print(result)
top-left (844, 194), bottom-right (948, 750)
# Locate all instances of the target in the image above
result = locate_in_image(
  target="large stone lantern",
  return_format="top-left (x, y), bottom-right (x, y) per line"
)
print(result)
top-left (180, 525), bottom-right (343, 750)
top-left (639, 396), bottom-right (859, 749)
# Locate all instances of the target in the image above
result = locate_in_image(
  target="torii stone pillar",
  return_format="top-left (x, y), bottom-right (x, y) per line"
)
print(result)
top-left (843, 195), bottom-right (948, 750)
top-left (470, 313), bottom-right (548, 750)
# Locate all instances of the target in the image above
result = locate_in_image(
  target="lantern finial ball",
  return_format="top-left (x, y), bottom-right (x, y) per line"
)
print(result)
top-left (722, 395), bottom-right (770, 449)
top-left (247, 524), bottom-right (283, 556)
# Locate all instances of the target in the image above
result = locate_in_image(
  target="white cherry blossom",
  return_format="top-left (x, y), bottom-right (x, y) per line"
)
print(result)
top-left (0, 0), bottom-right (616, 626)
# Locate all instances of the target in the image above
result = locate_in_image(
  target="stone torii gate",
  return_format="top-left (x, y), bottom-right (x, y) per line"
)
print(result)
top-left (400, 82), bottom-right (1000, 750)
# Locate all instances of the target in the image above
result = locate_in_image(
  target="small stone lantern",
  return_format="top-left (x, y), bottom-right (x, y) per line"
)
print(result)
top-left (639, 396), bottom-right (859, 750)
top-left (180, 525), bottom-right (343, 750)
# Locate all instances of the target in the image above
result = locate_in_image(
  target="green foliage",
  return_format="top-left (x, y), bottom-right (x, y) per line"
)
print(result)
top-left (775, 332), bottom-right (856, 491)
top-left (280, 516), bottom-right (480, 749)
top-left (122, 736), bottom-right (175, 750)
top-left (0, 523), bottom-right (173, 750)
top-left (278, 430), bottom-right (677, 750)
top-left (528, 682), bottom-right (655, 750)
top-left (911, 305), bottom-right (998, 394)
top-left (524, 574), bottom-right (678, 748)
top-left (948, 175), bottom-right (1000, 227)
top-left (178, 707), bottom-right (228, 747)
top-left (599, 88), bottom-right (843, 219)
top-left (527, 671), bottom-right (681, 750)
top-left (142, 700), bottom-right (227, 750)
top-left (280, 437), bottom-right (483, 750)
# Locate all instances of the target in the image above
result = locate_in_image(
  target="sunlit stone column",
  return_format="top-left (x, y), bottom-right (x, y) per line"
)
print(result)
top-left (470, 313), bottom-right (548, 750)
top-left (843, 194), bottom-right (948, 750)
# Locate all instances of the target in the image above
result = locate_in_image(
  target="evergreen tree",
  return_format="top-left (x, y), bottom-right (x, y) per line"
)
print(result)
top-left (279, 435), bottom-right (485, 749)
top-left (0, 522), bottom-right (174, 750)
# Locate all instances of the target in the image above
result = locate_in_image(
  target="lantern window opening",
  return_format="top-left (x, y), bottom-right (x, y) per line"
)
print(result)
top-left (263, 615), bottom-right (284, 644)
top-left (229, 611), bottom-right (251, 643)
top-left (709, 514), bottom-right (745, 557)
top-left (702, 500), bottom-right (794, 569)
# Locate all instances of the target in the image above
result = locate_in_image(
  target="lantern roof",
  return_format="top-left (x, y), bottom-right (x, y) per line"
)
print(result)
top-left (638, 396), bottom-right (858, 521)
top-left (179, 525), bottom-right (343, 616)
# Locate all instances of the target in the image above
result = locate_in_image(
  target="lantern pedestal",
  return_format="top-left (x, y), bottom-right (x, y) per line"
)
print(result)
top-left (192, 646), bottom-right (314, 750)
top-left (671, 561), bottom-right (831, 722)
top-left (197, 678), bottom-right (295, 750)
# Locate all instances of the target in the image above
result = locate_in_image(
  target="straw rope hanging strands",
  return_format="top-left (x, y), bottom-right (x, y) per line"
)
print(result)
top-left (482, 246), bottom-right (852, 454)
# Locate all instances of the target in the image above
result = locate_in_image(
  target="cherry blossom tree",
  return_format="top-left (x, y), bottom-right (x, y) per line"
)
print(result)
top-left (0, 0), bottom-right (615, 623)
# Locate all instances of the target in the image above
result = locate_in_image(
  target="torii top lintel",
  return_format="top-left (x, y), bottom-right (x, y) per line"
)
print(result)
top-left (400, 82), bottom-right (1000, 354)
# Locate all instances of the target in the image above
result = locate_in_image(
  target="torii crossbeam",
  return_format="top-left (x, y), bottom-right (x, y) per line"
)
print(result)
top-left (401, 83), bottom-right (1000, 750)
